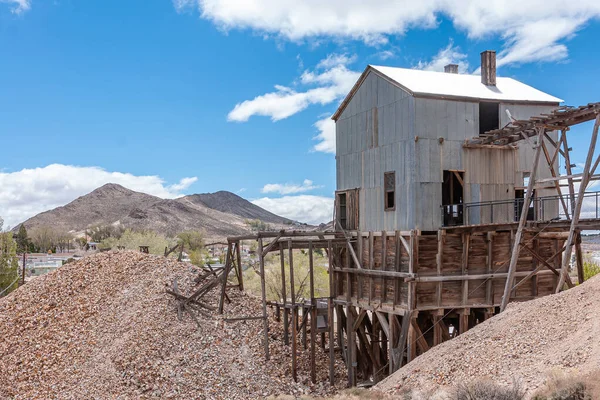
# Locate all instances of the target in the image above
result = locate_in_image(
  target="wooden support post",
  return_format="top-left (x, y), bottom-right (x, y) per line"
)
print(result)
top-left (309, 242), bottom-right (317, 383)
top-left (458, 309), bottom-right (470, 334)
top-left (328, 299), bottom-right (335, 385)
top-left (562, 131), bottom-right (576, 209)
top-left (387, 313), bottom-right (395, 375)
top-left (501, 127), bottom-right (545, 312)
top-left (394, 231), bottom-right (401, 308)
top-left (289, 240), bottom-right (297, 382)
top-left (575, 231), bottom-right (585, 284)
top-left (257, 238), bottom-right (270, 360)
top-left (382, 231), bottom-right (387, 304)
top-left (486, 232), bottom-right (494, 306)
top-left (346, 305), bottom-right (356, 387)
top-left (436, 231), bottom-right (444, 307)
top-left (327, 240), bottom-right (335, 385)
top-left (336, 305), bottom-right (345, 362)
top-left (368, 231), bottom-right (374, 304)
top-left (433, 311), bottom-right (443, 346)
top-left (411, 319), bottom-right (430, 353)
top-left (557, 115), bottom-right (600, 292)
top-left (357, 234), bottom-right (363, 300)
top-left (236, 241), bottom-right (244, 291)
top-left (280, 248), bottom-right (289, 345)
top-left (462, 233), bottom-right (470, 307)
top-left (218, 243), bottom-right (233, 314)
top-left (302, 305), bottom-right (308, 350)
top-left (541, 139), bottom-right (570, 218)
top-left (372, 315), bottom-right (381, 382)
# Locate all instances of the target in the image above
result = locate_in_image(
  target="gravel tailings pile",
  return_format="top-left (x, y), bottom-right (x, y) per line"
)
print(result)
top-left (0, 251), bottom-right (343, 399)
top-left (376, 275), bottom-right (600, 396)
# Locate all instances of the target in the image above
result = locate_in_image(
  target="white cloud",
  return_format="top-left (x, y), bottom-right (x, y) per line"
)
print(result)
top-left (252, 195), bottom-right (333, 225)
top-left (261, 179), bottom-right (322, 195)
top-left (0, 164), bottom-right (197, 228)
top-left (316, 53), bottom-right (357, 69)
top-left (227, 54), bottom-right (360, 122)
top-left (416, 41), bottom-right (469, 72)
top-left (177, 0), bottom-right (600, 66)
top-left (0, 0), bottom-right (30, 14)
top-left (376, 50), bottom-right (396, 61)
top-left (313, 116), bottom-right (336, 154)
top-left (167, 177), bottom-right (198, 191)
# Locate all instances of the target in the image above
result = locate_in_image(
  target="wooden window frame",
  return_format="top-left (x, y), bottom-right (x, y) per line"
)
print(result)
top-left (384, 171), bottom-right (395, 211)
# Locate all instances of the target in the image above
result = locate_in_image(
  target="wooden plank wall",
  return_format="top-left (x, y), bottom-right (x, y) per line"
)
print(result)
top-left (335, 229), bottom-right (563, 312)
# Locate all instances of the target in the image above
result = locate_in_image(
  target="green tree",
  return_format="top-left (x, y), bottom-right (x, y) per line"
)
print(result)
top-left (0, 222), bottom-right (20, 296)
top-left (15, 224), bottom-right (29, 254)
top-left (177, 231), bottom-right (205, 251)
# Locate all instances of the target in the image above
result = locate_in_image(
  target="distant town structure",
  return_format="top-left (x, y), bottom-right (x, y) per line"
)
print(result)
top-left (333, 50), bottom-right (562, 231)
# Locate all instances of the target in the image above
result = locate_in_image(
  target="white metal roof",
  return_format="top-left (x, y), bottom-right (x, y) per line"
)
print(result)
top-left (371, 65), bottom-right (563, 104)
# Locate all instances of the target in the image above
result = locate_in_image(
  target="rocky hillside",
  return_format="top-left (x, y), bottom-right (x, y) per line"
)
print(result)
top-left (16, 183), bottom-right (296, 238)
top-left (376, 275), bottom-right (600, 397)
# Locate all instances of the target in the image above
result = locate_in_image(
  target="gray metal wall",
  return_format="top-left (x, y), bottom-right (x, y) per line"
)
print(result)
top-left (336, 72), bottom-right (559, 231)
top-left (336, 71), bottom-right (416, 231)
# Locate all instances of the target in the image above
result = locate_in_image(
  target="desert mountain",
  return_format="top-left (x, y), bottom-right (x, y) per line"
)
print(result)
top-left (16, 183), bottom-right (296, 238)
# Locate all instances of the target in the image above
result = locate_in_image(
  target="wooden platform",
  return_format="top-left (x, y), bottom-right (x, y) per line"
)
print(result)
top-left (219, 221), bottom-right (592, 387)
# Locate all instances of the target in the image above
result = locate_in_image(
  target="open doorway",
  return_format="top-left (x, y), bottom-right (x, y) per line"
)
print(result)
top-left (479, 102), bottom-right (500, 135)
top-left (442, 170), bottom-right (464, 226)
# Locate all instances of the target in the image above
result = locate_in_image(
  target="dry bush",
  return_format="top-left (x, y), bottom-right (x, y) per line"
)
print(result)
top-left (452, 380), bottom-right (526, 400)
top-left (532, 371), bottom-right (599, 400)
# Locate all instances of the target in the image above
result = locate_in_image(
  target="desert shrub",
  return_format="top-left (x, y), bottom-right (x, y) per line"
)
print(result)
top-left (243, 249), bottom-right (330, 302)
top-left (582, 257), bottom-right (600, 281)
top-left (453, 380), bottom-right (525, 400)
top-left (532, 372), bottom-right (598, 400)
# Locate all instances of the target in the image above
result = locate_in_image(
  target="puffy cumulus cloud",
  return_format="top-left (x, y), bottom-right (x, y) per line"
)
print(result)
top-left (0, 0), bottom-right (30, 14)
top-left (0, 164), bottom-right (197, 228)
top-left (227, 53), bottom-right (360, 122)
top-left (261, 179), bottom-right (322, 195)
top-left (251, 195), bottom-right (333, 225)
top-left (176, 0), bottom-right (600, 66)
top-left (227, 53), bottom-right (358, 154)
top-left (313, 117), bottom-right (336, 154)
top-left (416, 41), bottom-right (469, 72)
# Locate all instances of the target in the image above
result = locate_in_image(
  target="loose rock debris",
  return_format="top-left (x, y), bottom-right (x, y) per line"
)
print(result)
top-left (0, 251), bottom-right (345, 399)
top-left (375, 275), bottom-right (600, 397)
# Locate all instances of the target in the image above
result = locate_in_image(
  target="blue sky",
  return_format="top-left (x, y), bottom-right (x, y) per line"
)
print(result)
top-left (1, 0), bottom-right (600, 227)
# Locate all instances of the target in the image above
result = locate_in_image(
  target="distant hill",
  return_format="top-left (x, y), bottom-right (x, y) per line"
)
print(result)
top-left (16, 183), bottom-right (297, 238)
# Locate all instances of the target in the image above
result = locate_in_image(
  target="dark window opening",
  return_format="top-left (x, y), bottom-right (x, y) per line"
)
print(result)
top-left (384, 172), bottom-right (395, 211)
top-left (479, 102), bottom-right (500, 135)
top-left (514, 188), bottom-right (535, 221)
top-left (338, 193), bottom-right (347, 229)
top-left (442, 170), bottom-right (464, 226)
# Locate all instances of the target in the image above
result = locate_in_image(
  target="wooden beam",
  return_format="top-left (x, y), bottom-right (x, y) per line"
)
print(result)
top-left (411, 319), bottom-right (430, 353)
top-left (501, 127), bottom-right (545, 312)
top-left (511, 245), bottom-right (566, 291)
top-left (261, 231), bottom-right (284, 257)
top-left (309, 242), bottom-right (317, 384)
top-left (575, 231), bottom-right (585, 284)
top-left (541, 140), bottom-right (570, 218)
top-left (557, 115), bottom-right (600, 292)
top-left (280, 248), bottom-right (289, 345)
top-left (257, 237), bottom-right (270, 360)
top-left (289, 240), bottom-right (297, 382)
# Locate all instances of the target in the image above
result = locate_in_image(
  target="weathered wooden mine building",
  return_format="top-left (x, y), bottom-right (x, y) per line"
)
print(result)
top-left (218, 51), bottom-right (600, 388)
top-left (333, 50), bottom-right (562, 231)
